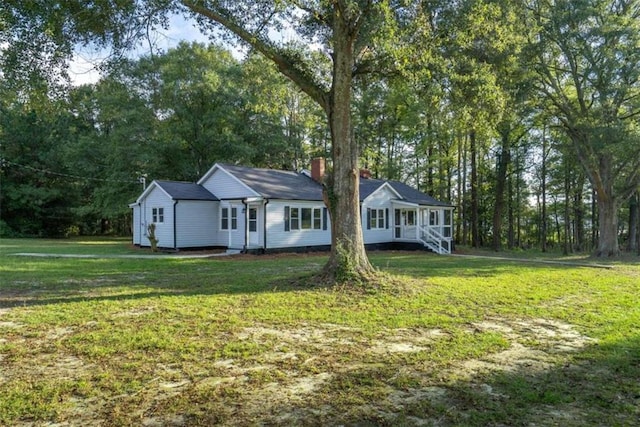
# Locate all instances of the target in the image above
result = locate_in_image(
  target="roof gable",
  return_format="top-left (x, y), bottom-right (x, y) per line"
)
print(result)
top-left (198, 164), bottom-right (259, 198)
top-left (387, 180), bottom-right (452, 206)
top-left (155, 181), bottom-right (218, 201)
top-left (358, 177), bottom-right (451, 206)
top-left (361, 181), bottom-right (403, 203)
top-left (135, 180), bottom-right (217, 203)
top-left (135, 180), bottom-right (169, 203)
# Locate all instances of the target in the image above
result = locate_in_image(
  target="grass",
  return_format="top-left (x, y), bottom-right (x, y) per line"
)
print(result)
top-left (0, 238), bottom-right (639, 426)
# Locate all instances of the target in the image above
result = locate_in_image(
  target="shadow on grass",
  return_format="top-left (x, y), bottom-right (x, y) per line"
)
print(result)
top-left (2, 250), bottom-right (627, 309)
top-left (369, 251), bottom-right (578, 279)
top-left (427, 336), bottom-right (640, 426)
top-left (0, 256), bottom-right (331, 309)
top-left (232, 336), bottom-right (640, 426)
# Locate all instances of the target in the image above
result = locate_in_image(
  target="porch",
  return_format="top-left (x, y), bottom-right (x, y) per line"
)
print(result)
top-left (392, 203), bottom-right (454, 254)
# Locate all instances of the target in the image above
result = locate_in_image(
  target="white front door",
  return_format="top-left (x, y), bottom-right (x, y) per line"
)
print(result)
top-left (394, 209), bottom-right (417, 239)
top-left (248, 207), bottom-right (259, 246)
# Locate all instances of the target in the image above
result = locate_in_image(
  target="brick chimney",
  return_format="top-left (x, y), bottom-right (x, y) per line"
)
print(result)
top-left (311, 157), bottom-right (325, 182)
top-left (359, 168), bottom-right (372, 179)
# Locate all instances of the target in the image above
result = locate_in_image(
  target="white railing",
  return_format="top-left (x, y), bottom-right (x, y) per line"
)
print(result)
top-left (418, 225), bottom-right (452, 254)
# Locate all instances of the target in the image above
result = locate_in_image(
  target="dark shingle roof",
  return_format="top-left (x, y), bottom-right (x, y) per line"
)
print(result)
top-left (359, 178), bottom-right (388, 200)
top-left (386, 180), bottom-right (453, 206)
top-left (358, 177), bottom-right (451, 206)
top-left (156, 181), bottom-right (218, 201)
top-left (217, 164), bottom-right (451, 206)
top-left (221, 164), bottom-right (324, 201)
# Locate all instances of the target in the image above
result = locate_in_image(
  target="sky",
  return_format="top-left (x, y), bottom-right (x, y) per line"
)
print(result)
top-left (68, 13), bottom-right (213, 86)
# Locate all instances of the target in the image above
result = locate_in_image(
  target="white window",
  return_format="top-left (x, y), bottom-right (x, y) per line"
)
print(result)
top-left (152, 207), bottom-right (164, 223)
top-left (290, 207), bottom-right (300, 230)
top-left (368, 208), bottom-right (386, 229)
top-left (221, 207), bottom-right (238, 230)
top-left (286, 206), bottom-right (323, 231)
top-left (313, 208), bottom-right (321, 230)
top-left (248, 208), bottom-right (257, 232)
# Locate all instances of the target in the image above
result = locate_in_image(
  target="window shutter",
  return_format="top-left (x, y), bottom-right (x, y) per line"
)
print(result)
top-left (322, 207), bottom-right (327, 230)
top-left (385, 208), bottom-right (389, 229)
top-left (284, 206), bottom-right (290, 231)
top-left (367, 208), bottom-right (371, 230)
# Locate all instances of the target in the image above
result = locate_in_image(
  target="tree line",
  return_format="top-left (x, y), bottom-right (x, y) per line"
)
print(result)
top-left (1, 0), bottom-right (639, 261)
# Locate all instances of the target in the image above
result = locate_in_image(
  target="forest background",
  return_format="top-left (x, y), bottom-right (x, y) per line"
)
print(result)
top-left (1, 0), bottom-right (639, 256)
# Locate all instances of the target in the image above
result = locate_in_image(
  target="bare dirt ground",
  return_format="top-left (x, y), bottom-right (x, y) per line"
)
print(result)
top-left (3, 310), bottom-right (597, 427)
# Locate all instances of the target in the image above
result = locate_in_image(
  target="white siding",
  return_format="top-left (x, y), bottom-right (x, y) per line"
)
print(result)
top-left (140, 186), bottom-right (174, 248)
top-left (215, 201), bottom-right (246, 249)
top-left (362, 186), bottom-right (395, 244)
top-left (266, 200), bottom-right (331, 249)
top-left (200, 168), bottom-right (257, 200)
top-left (175, 201), bottom-right (218, 248)
top-left (131, 204), bottom-right (141, 245)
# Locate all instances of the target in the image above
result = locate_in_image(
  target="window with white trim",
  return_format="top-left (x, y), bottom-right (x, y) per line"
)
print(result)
top-left (285, 206), bottom-right (324, 231)
top-left (221, 207), bottom-right (238, 230)
top-left (152, 207), bottom-right (164, 223)
top-left (368, 208), bottom-right (386, 229)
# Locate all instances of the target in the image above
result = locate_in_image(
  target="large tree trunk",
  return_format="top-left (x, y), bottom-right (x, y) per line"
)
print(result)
top-left (595, 193), bottom-right (620, 257)
top-left (182, 1), bottom-right (375, 283)
top-left (563, 160), bottom-right (571, 255)
top-left (626, 191), bottom-right (638, 253)
top-left (507, 172), bottom-right (515, 249)
top-left (492, 130), bottom-right (510, 251)
top-left (573, 175), bottom-right (586, 252)
top-left (574, 150), bottom-right (622, 257)
top-left (470, 129), bottom-right (480, 248)
top-left (322, 13), bottom-right (373, 281)
top-left (540, 133), bottom-right (548, 252)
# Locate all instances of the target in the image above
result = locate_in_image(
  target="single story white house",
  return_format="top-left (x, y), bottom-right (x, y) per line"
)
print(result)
top-left (129, 159), bottom-right (454, 254)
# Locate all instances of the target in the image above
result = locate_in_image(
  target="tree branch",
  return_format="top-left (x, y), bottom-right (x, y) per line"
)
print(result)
top-left (181, 0), bottom-right (329, 112)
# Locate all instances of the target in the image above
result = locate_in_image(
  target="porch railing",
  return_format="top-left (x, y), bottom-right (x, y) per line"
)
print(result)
top-left (418, 225), bottom-right (452, 254)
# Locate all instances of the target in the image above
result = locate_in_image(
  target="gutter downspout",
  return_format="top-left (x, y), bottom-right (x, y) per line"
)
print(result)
top-left (173, 200), bottom-right (179, 250)
top-left (242, 198), bottom-right (248, 253)
top-left (263, 199), bottom-right (269, 251)
top-left (227, 203), bottom-right (232, 249)
top-left (142, 200), bottom-right (147, 246)
top-left (137, 202), bottom-right (141, 246)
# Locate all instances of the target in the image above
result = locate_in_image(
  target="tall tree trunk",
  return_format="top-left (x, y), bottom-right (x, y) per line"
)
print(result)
top-left (426, 115), bottom-right (434, 195)
top-left (516, 170), bottom-right (522, 247)
top-left (541, 133), bottom-right (548, 252)
top-left (573, 175), bottom-right (585, 252)
top-left (461, 132), bottom-right (469, 245)
top-left (590, 189), bottom-right (597, 250)
top-left (492, 129), bottom-right (510, 251)
top-left (595, 194), bottom-right (619, 257)
top-left (507, 171), bottom-right (515, 249)
top-left (627, 191), bottom-right (638, 252)
top-left (470, 129), bottom-right (480, 248)
top-left (322, 14), bottom-right (373, 280)
top-left (181, 1), bottom-right (376, 283)
top-left (564, 160), bottom-right (571, 255)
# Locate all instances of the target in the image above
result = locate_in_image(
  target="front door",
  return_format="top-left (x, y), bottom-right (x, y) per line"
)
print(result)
top-left (394, 209), bottom-right (416, 239)
top-left (248, 207), bottom-right (259, 246)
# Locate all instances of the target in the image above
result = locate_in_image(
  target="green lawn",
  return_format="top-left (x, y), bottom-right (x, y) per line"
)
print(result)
top-left (1, 238), bottom-right (639, 426)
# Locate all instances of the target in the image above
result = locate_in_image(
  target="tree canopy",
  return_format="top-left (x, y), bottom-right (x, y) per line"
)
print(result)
top-left (1, 0), bottom-right (639, 260)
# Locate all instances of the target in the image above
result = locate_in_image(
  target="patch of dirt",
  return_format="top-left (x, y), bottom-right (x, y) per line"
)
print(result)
top-left (3, 316), bottom-right (599, 426)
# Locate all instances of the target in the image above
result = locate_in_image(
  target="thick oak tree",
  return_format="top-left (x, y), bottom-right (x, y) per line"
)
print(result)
top-left (179, 1), bottom-right (406, 281)
top-left (525, 0), bottom-right (640, 256)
